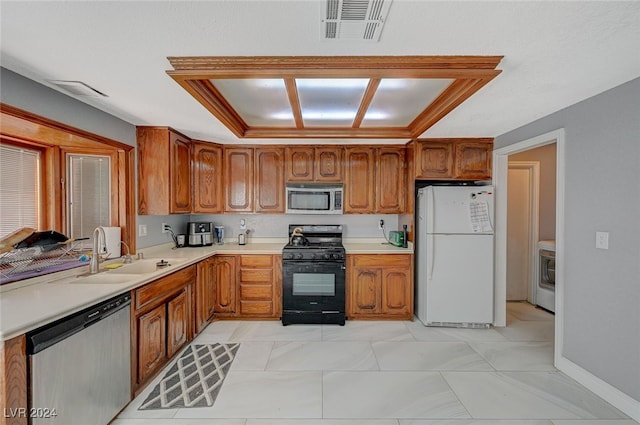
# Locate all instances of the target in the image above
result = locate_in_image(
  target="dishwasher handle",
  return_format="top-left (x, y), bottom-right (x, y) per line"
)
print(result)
top-left (27, 293), bottom-right (131, 355)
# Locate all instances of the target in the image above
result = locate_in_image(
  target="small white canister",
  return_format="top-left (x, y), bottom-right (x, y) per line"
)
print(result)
top-left (238, 233), bottom-right (246, 245)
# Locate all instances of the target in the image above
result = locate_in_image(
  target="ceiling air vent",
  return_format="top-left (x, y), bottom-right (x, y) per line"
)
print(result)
top-left (321, 0), bottom-right (392, 41)
top-left (47, 80), bottom-right (108, 97)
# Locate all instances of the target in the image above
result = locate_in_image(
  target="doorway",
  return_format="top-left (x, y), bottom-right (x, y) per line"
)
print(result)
top-left (506, 161), bottom-right (539, 303)
top-left (493, 128), bottom-right (565, 366)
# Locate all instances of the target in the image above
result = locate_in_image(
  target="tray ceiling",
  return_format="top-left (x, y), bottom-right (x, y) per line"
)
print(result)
top-left (167, 56), bottom-right (502, 139)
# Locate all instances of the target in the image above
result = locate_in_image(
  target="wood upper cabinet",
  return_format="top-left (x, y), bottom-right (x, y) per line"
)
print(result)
top-left (137, 127), bottom-right (192, 214)
top-left (413, 138), bottom-right (493, 180)
top-left (285, 146), bottom-right (343, 182)
top-left (224, 147), bottom-right (254, 212)
top-left (195, 256), bottom-right (216, 334)
top-left (214, 255), bottom-right (237, 315)
top-left (255, 147), bottom-right (285, 213)
top-left (193, 141), bottom-right (223, 214)
top-left (454, 141), bottom-right (492, 180)
top-left (348, 254), bottom-right (413, 319)
top-left (376, 147), bottom-right (406, 213)
top-left (344, 147), bottom-right (376, 213)
top-left (415, 141), bottom-right (455, 179)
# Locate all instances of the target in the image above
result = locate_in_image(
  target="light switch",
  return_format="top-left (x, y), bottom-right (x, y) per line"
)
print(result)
top-left (595, 231), bottom-right (609, 250)
top-left (138, 224), bottom-right (147, 237)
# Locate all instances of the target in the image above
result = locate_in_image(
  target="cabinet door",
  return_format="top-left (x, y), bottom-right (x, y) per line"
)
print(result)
top-left (214, 256), bottom-right (237, 314)
top-left (170, 131), bottom-right (192, 213)
top-left (382, 268), bottom-right (412, 315)
top-left (193, 142), bottom-right (223, 213)
top-left (350, 267), bottom-right (382, 315)
top-left (415, 141), bottom-right (454, 179)
top-left (285, 146), bottom-right (314, 181)
top-left (137, 304), bottom-right (166, 383)
top-left (224, 148), bottom-right (254, 212)
top-left (255, 147), bottom-right (284, 213)
top-left (195, 257), bottom-right (216, 333)
top-left (315, 146), bottom-right (343, 182)
top-left (455, 142), bottom-right (492, 180)
top-left (167, 289), bottom-right (190, 358)
top-left (344, 147), bottom-right (375, 213)
top-left (376, 147), bottom-right (406, 213)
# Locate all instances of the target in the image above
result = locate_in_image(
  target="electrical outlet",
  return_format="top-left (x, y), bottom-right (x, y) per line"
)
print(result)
top-left (162, 223), bottom-right (169, 233)
top-left (240, 218), bottom-right (247, 230)
top-left (138, 224), bottom-right (147, 237)
top-left (378, 219), bottom-right (384, 230)
top-left (596, 231), bottom-right (609, 249)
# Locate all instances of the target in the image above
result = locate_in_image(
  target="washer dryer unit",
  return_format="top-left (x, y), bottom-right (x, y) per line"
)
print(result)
top-left (536, 240), bottom-right (556, 313)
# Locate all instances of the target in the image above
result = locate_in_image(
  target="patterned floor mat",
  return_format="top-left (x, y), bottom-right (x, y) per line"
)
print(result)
top-left (139, 343), bottom-right (240, 409)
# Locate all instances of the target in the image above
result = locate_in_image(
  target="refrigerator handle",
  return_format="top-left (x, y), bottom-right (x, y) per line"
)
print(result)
top-left (428, 186), bottom-right (435, 235)
top-left (428, 234), bottom-right (435, 280)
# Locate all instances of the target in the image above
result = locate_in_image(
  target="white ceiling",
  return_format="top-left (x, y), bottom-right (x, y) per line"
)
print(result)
top-left (1, 1), bottom-right (639, 144)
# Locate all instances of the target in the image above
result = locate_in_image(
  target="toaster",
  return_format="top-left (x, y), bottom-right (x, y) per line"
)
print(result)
top-left (187, 222), bottom-right (213, 246)
top-left (388, 231), bottom-right (405, 247)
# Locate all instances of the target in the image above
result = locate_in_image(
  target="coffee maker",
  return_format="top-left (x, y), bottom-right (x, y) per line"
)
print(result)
top-left (187, 222), bottom-right (213, 246)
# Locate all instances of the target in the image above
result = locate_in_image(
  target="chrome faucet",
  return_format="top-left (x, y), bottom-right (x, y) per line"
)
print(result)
top-left (120, 241), bottom-right (132, 264)
top-left (90, 226), bottom-right (106, 274)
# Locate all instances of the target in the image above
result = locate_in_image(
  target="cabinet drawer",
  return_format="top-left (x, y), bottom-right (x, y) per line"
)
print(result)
top-left (240, 255), bottom-right (273, 268)
top-left (240, 284), bottom-right (273, 300)
top-left (135, 265), bottom-right (196, 311)
top-left (239, 300), bottom-right (273, 315)
top-left (240, 268), bottom-right (273, 283)
top-left (351, 254), bottom-right (411, 268)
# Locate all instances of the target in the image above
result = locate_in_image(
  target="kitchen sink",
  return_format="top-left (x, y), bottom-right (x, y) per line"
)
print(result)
top-left (106, 258), bottom-right (187, 275)
top-left (71, 273), bottom-right (138, 284)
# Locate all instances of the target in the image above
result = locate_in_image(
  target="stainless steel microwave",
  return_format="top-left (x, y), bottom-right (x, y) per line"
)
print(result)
top-left (285, 183), bottom-right (343, 214)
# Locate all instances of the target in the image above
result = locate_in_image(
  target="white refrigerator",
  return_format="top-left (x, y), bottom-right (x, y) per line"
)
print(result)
top-left (415, 185), bottom-right (495, 327)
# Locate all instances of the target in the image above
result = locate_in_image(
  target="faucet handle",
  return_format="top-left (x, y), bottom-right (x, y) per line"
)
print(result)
top-left (137, 252), bottom-right (144, 260)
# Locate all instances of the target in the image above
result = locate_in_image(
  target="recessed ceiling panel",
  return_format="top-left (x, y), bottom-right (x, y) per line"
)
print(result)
top-left (362, 78), bottom-right (453, 127)
top-left (168, 56), bottom-right (503, 138)
top-left (210, 79), bottom-right (295, 126)
top-left (296, 78), bottom-right (369, 126)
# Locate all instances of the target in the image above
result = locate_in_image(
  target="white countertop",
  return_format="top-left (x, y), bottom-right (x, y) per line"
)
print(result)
top-left (0, 238), bottom-right (412, 341)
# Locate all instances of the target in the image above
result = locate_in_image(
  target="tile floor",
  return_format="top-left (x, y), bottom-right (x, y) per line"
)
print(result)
top-left (113, 302), bottom-right (637, 425)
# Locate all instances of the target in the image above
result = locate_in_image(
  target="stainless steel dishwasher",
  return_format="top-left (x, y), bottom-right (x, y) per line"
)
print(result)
top-left (27, 293), bottom-right (131, 425)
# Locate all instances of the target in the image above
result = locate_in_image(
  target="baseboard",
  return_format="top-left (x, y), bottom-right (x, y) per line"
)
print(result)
top-left (557, 355), bottom-right (640, 422)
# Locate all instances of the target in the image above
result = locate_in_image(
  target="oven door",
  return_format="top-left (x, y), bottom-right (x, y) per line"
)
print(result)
top-left (539, 249), bottom-right (556, 290)
top-left (282, 261), bottom-right (346, 313)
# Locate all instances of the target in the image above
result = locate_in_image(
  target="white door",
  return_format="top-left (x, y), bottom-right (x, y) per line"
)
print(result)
top-left (507, 162), bottom-right (539, 302)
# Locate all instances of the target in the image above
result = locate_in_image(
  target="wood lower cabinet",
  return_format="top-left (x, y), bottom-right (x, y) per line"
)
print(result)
top-left (213, 255), bottom-right (237, 315)
top-left (195, 256), bottom-right (216, 333)
top-left (193, 141), bottom-right (223, 213)
top-left (133, 265), bottom-right (195, 391)
top-left (1, 335), bottom-right (28, 425)
top-left (348, 254), bottom-right (413, 319)
top-left (137, 304), bottom-right (167, 384)
top-left (238, 255), bottom-right (281, 318)
top-left (137, 127), bottom-right (192, 215)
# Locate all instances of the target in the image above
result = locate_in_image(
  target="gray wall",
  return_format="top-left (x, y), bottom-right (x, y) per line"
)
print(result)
top-left (495, 77), bottom-right (640, 401)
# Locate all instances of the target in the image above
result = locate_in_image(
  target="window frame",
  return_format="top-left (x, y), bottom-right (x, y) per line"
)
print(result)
top-left (0, 103), bottom-right (136, 255)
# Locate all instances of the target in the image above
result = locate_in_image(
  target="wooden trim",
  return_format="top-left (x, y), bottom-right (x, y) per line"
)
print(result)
top-left (0, 103), bottom-right (136, 253)
top-left (0, 335), bottom-right (28, 425)
top-left (284, 78), bottom-right (304, 129)
top-left (352, 78), bottom-right (380, 129)
top-left (166, 56), bottom-right (503, 139)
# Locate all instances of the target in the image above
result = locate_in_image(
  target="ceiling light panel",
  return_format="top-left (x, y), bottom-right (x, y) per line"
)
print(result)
top-left (209, 79), bottom-right (295, 126)
top-left (362, 78), bottom-right (454, 127)
top-left (296, 78), bottom-right (369, 126)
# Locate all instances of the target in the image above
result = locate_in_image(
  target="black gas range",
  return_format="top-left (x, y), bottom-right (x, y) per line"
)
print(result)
top-left (281, 224), bottom-right (346, 326)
